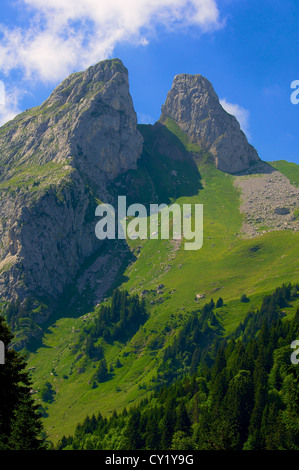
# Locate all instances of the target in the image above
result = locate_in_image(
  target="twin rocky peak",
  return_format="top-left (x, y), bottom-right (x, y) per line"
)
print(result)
top-left (1, 58), bottom-right (260, 183)
top-left (57, 57), bottom-right (260, 175)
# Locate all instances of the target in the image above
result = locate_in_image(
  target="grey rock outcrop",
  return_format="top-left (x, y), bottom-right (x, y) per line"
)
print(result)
top-left (160, 73), bottom-right (261, 173)
top-left (0, 59), bottom-right (143, 306)
top-left (0, 59), bottom-right (143, 185)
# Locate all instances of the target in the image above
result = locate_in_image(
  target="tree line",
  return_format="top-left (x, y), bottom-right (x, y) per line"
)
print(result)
top-left (57, 283), bottom-right (299, 450)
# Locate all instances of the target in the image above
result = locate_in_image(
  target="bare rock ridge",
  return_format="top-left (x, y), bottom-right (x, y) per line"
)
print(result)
top-left (0, 58), bottom-right (143, 185)
top-left (160, 73), bottom-right (261, 174)
top-left (0, 59), bottom-right (143, 307)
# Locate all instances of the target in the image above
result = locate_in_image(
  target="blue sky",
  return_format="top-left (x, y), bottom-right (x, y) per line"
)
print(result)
top-left (0, 0), bottom-right (298, 164)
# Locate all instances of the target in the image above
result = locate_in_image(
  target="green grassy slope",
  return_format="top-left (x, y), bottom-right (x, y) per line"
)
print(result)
top-left (269, 159), bottom-right (299, 186)
top-left (26, 129), bottom-right (299, 443)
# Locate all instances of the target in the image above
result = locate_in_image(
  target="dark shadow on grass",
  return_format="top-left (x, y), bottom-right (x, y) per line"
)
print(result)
top-left (111, 122), bottom-right (203, 209)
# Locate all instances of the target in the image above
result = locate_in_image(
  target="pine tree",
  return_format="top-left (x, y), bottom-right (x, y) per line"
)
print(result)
top-left (261, 403), bottom-right (289, 450)
top-left (122, 409), bottom-right (142, 450)
top-left (145, 410), bottom-right (160, 450)
top-left (246, 352), bottom-right (269, 449)
top-left (95, 358), bottom-right (108, 382)
top-left (160, 398), bottom-right (177, 449)
top-left (222, 370), bottom-right (254, 449)
top-left (175, 401), bottom-right (191, 435)
top-left (0, 314), bottom-right (45, 449)
top-left (7, 396), bottom-right (45, 450)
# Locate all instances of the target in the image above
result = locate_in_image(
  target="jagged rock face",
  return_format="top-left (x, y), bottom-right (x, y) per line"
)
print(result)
top-left (0, 59), bottom-right (143, 186)
top-left (0, 59), bottom-right (143, 304)
top-left (160, 73), bottom-right (260, 173)
top-left (0, 172), bottom-right (95, 301)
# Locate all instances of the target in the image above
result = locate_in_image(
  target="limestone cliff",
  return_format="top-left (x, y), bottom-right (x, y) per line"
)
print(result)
top-left (0, 59), bottom-right (143, 308)
top-left (160, 73), bottom-right (261, 173)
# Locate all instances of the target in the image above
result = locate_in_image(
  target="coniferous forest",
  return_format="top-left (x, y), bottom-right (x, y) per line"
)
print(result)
top-left (55, 284), bottom-right (299, 451)
top-left (0, 283), bottom-right (298, 450)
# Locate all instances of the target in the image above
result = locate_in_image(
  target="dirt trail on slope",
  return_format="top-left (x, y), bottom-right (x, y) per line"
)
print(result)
top-left (234, 164), bottom-right (299, 238)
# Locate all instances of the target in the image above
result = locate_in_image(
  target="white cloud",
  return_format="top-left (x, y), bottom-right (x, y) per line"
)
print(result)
top-left (0, 0), bottom-right (222, 83)
top-left (0, 86), bottom-right (22, 127)
top-left (220, 98), bottom-right (251, 139)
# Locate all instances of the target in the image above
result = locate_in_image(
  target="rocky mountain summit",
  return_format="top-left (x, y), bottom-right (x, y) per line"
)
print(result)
top-left (0, 59), bottom-right (142, 309)
top-left (160, 73), bottom-right (261, 173)
top-left (0, 58), bottom-right (142, 185)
